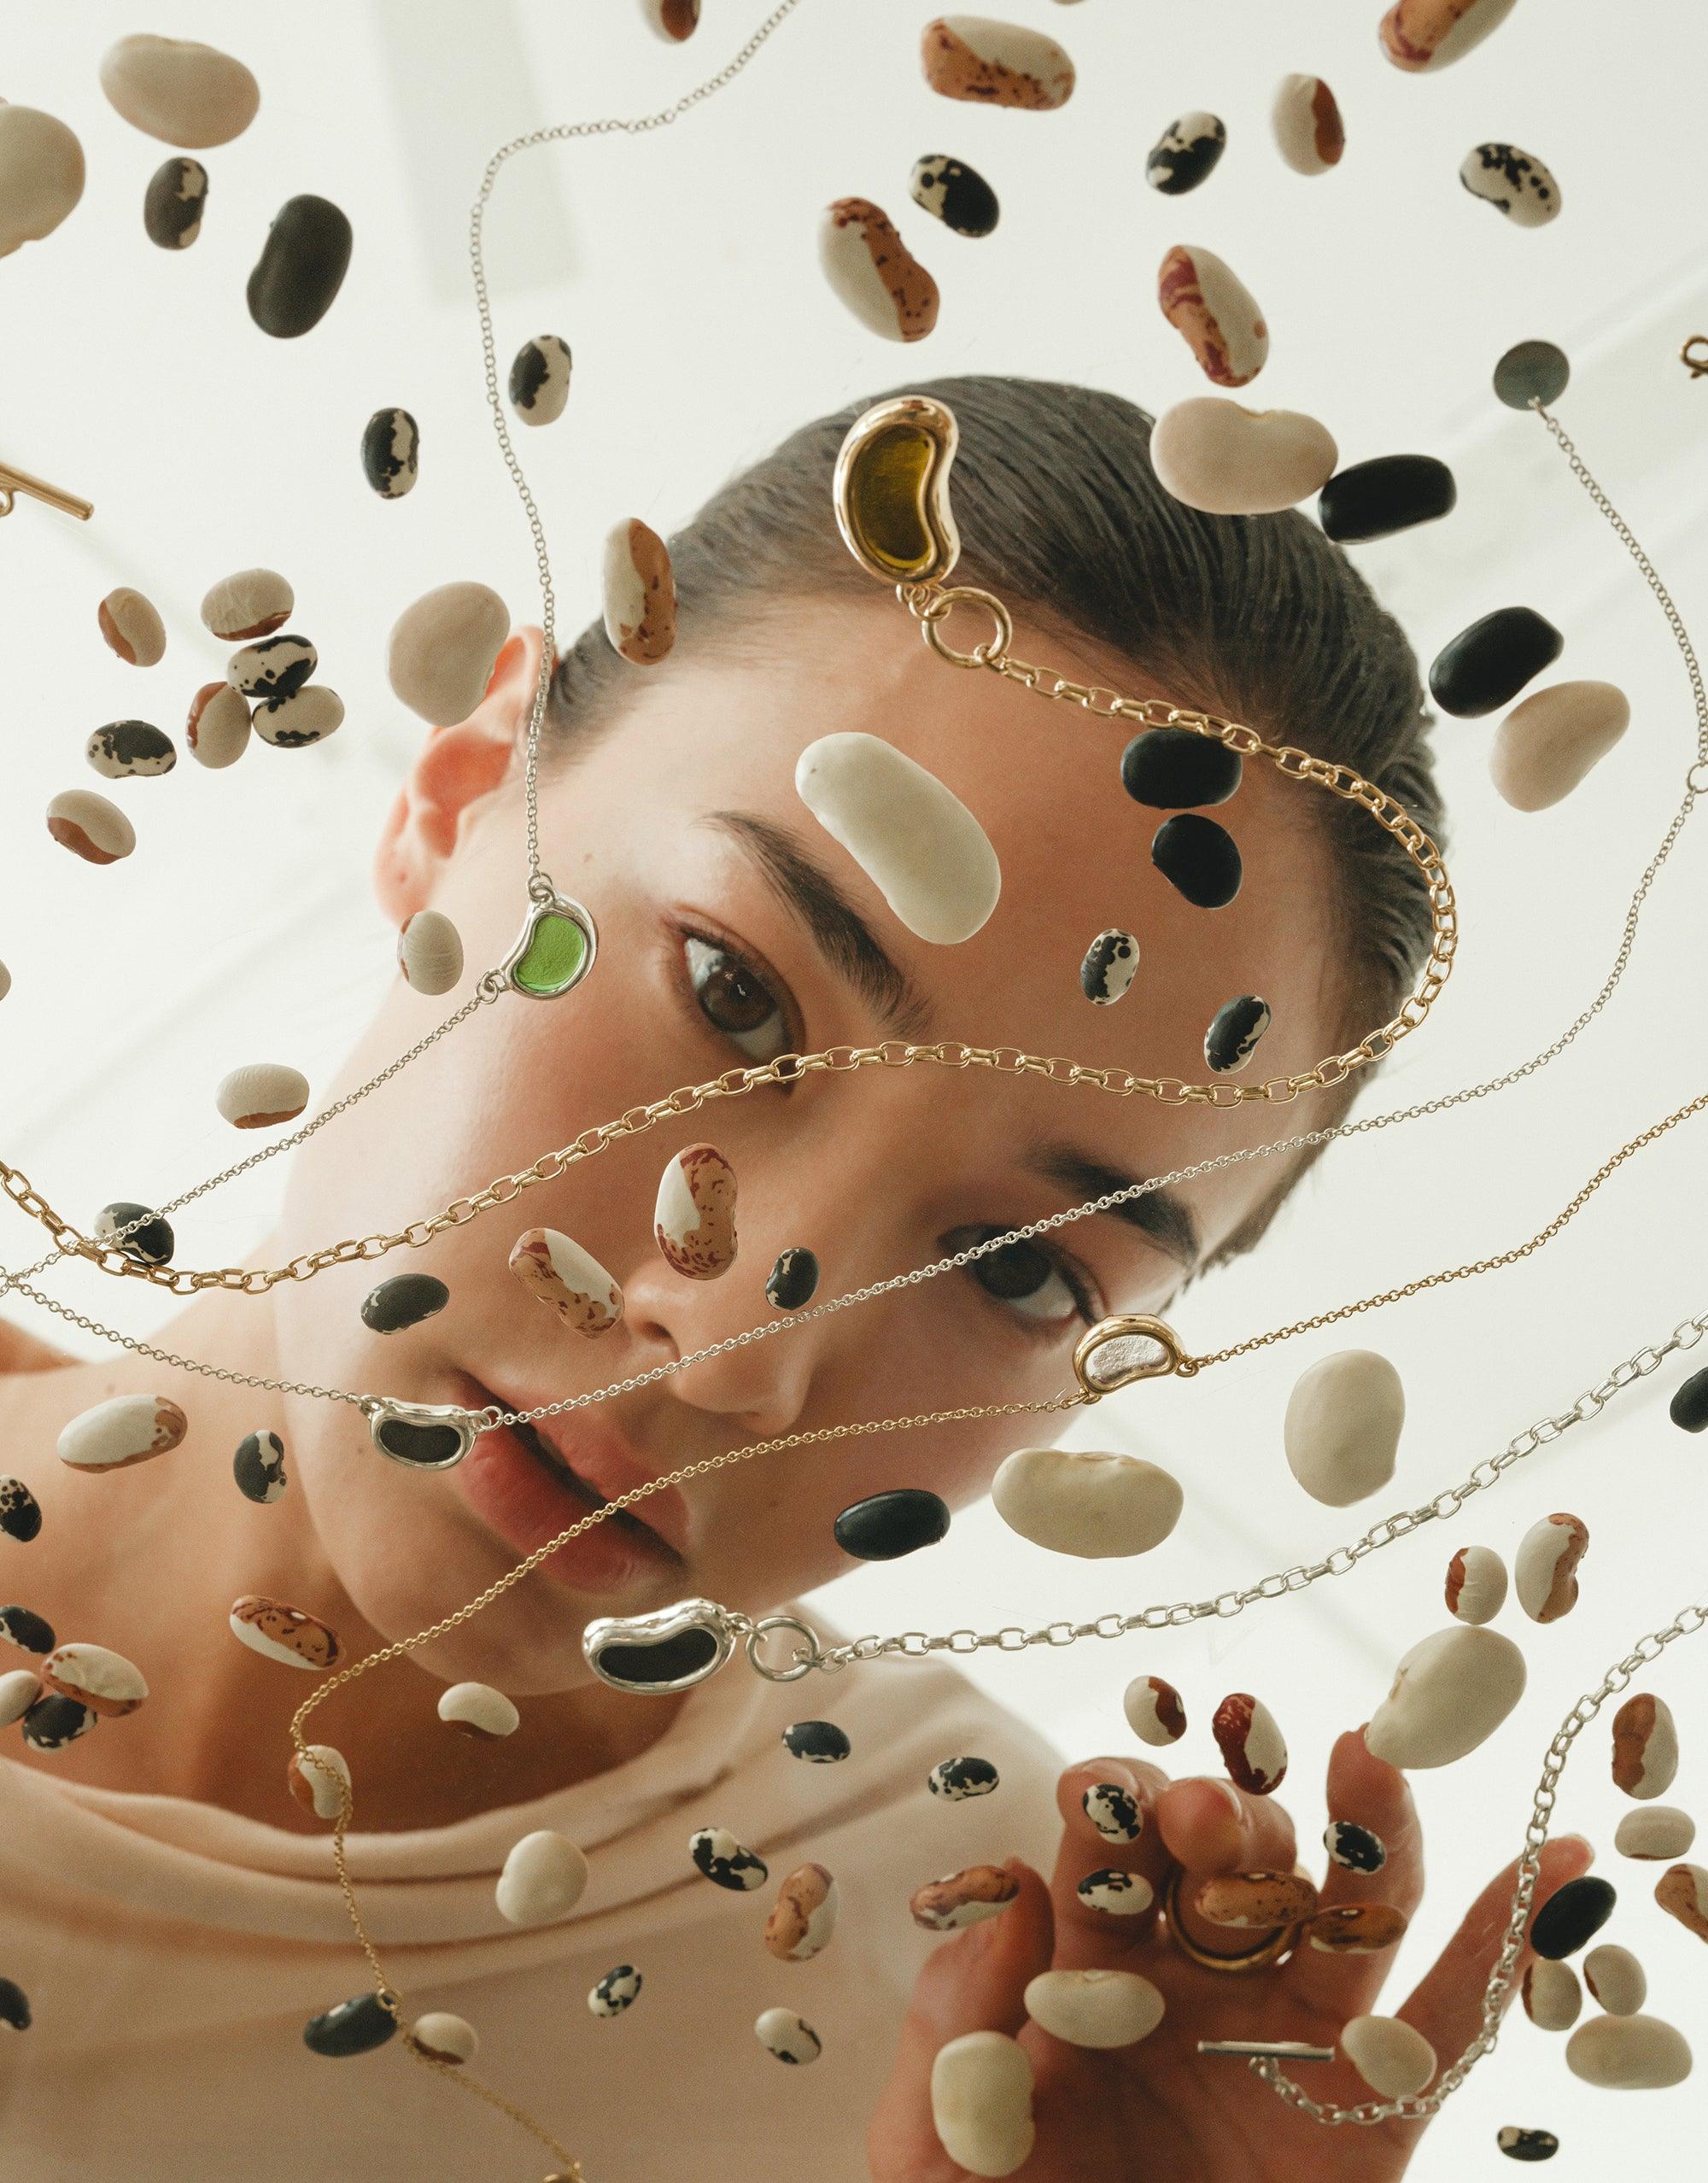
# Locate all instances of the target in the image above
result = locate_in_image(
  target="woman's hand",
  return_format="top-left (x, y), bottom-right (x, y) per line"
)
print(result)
top-left (869, 1729), bottom-right (1592, 2181)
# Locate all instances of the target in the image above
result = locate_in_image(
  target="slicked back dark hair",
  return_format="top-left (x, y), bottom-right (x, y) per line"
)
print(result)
top-left (542, 375), bottom-right (1443, 1273)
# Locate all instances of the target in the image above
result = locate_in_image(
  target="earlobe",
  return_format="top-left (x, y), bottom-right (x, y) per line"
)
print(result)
top-left (372, 625), bottom-right (546, 922)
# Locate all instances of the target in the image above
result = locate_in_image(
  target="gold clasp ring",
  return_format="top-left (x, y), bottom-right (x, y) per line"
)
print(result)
top-left (1072, 1313), bottom-right (1189, 1396)
top-left (1682, 336), bottom-right (1708, 378)
top-left (921, 584), bottom-right (1014, 670)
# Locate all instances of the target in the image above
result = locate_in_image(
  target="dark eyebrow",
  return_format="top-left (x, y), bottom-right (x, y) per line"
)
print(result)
top-left (1027, 1141), bottom-right (1202, 1271)
top-left (700, 811), bottom-right (934, 1039)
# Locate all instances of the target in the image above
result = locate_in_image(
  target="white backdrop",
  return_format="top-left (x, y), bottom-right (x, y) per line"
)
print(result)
top-left (3, 1), bottom-right (1707, 2171)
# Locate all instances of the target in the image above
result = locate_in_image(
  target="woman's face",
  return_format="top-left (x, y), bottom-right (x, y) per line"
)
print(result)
top-left (272, 601), bottom-right (1340, 1694)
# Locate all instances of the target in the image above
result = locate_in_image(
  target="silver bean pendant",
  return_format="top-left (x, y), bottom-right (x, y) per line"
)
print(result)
top-left (363, 1396), bottom-right (479, 1471)
top-left (583, 1598), bottom-right (737, 1694)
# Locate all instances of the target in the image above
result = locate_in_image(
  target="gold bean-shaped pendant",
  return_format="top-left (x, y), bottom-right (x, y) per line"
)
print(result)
top-left (833, 394), bottom-right (961, 587)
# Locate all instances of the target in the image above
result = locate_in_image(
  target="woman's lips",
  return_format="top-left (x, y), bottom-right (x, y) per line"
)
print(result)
top-left (451, 1373), bottom-right (693, 1597)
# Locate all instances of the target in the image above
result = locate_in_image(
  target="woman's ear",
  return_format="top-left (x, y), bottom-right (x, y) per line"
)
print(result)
top-left (373, 623), bottom-right (547, 922)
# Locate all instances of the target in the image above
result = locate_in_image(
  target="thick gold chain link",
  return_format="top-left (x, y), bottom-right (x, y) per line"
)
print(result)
top-left (0, 632), bottom-right (1454, 1298)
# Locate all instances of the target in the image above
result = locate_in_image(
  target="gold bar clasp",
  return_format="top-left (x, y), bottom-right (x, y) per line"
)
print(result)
top-left (0, 457), bottom-right (93, 522)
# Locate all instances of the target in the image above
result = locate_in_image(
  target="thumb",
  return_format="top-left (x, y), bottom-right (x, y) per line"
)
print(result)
top-left (868, 1860), bottom-right (1053, 2182)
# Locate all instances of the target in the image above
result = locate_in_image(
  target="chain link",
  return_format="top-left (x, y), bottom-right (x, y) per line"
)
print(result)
top-left (4, 404), bottom-right (1698, 1333)
top-left (1255, 1576), bottom-right (1708, 2125)
top-left (811, 1310), bottom-right (1708, 1667)
top-left (3, 50), bottom-right (1704, 2166)
top-left (939, 615), bottom-right (1461, 1104)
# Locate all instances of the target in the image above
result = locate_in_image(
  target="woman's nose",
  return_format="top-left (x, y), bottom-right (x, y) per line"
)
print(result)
top-left (621, 1133), bottom-right (907, 1437)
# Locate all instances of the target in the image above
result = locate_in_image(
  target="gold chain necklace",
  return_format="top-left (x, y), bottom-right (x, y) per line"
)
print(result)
top-left (3, 9), bottom-right (1704, 2174)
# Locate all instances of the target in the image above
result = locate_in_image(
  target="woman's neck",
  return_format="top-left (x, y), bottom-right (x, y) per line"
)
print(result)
top-left (1, 1261), bottom-right (687, 1830)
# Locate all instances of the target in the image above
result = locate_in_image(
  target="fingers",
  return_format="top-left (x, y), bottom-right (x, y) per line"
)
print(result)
top-left (1285, 1729), bottom-right (1423, 2019)
top-left (1399, 1834), bottom-right (1594, 2069)
top-left (1048, 1756), bottom-right (1172, 1969)
top-left (868, 1858), bottom-right (1055, 2178)
top-left (1155, 1773), bottom-right (1298, 1958)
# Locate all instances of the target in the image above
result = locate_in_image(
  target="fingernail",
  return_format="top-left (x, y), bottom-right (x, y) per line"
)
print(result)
top-left (1205, 1778), bottom-right (1245, 1820)
top-left (1559, 1833), bottom-right (1595, 1862)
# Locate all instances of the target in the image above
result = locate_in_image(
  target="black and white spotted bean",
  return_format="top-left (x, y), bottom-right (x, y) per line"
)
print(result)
top-left (909, 153), bottom-right (1000, 237)
top-left (1324, 1819), bottom-right (1388, 1874)
top-left (360, 1273), bottom-right (450, 1335)
top-left (1076, 1868), bottom-right (1154, 1916)
top-left (781, 1718), bottom-right (851, 1763)
top-left (361, 407), bottom-right (419, 499)
top-left (233, 1430), bottom-right (288, 1505)
top-left (928, 1755), bottom-right (999, 1802)
top-left (755, 2006), bottom-right (822, 2064)
top-left (588, 1964), bottom-right (642, 2018)
top-left (143, 155), bottom-right (207, 249)
top-left (21, 1694), bottom-right (97, 1750)
top-left (509, 336), bottom-right (572, 425)
top-left (0, 1481), bottom-right (42, 1545)
top-left (1082, 1782), bottom-right (1144, 1841)
top-left (1080, 928), bottom-right (1139, 1005)
top-left (86, 721), bottom-right (175, 779)
top-left (227, 634), bottom-right (316, 704)
top-left (0, 1606), bottom-right (56, 1655)
top-left (688, 1825), bottom-right (769, 1892)
top-left (1145, 111), bottom-right (1226, 196)
top-left (93, 1202), bottom-right (174, 1267)
top-left (1204, 994), bottom-right (1270, 1074)
top-left (1459, 143), bottom-right (1560, 228)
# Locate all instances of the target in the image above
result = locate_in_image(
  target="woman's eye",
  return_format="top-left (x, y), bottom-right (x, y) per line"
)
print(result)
top-left (944, 1226), bottom-right (1098, 1331)
top-left (682, 935), bottom-right (793, 1062)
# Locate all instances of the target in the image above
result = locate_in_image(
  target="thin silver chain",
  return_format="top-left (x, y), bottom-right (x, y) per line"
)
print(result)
top-left (1, 29), bottom-right (1687, 2158)
top-left (0, 2), bottom-right (810, 1306)
top-left (1254, 1577), bottom-right (1708, 2124)
top-left (793, 1310), bottom-right (1706, 1670)
top-left (3, 400), bottom-right (1702, 1414)
top-left (468, 0), bottom-right (808, 900)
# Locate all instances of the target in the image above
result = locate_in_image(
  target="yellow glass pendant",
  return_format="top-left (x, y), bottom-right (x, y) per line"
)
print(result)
top-left (832, 394), bottom-right (961, 587)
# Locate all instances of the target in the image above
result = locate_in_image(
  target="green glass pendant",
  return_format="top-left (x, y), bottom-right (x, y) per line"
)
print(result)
top-left (502, 893), bottom-right (598, 999)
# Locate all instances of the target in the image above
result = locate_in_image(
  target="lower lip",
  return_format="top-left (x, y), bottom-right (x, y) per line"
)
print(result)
top-left (457, 1418), bottom-right (671, 1596)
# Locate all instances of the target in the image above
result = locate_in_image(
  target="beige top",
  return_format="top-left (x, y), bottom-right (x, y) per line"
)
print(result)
top-left (0, 1606), bottom-right (1062, 2182)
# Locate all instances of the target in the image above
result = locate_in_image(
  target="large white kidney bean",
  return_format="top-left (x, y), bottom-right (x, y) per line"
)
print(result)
top-left (1283, 1349), bottom-right (1405, 1507)
top-left (1364, 1624), bottom-right (1526, 1769)
top-left (1342, 2014), bottom-right (1436, 2098)
top-left (387, 582), bottom-right (510, 727)
top-left (1565, 2011), bottom-right (1693, 2089)
top-left (0, 106), bottom-right (85, 257)
top-left (1615, 1806), bottom-right (1693, 1861)
top-left (1149, 398), bottom-right (1337, 516)
top-left (1022, 1968), bottom-right (1164, 2048)
top-left (930, 2029), bottom-right (1035, 2178)
top-left (495, 1830), bottom-right (588, 1927)
top-left (991, 1446), bottom-right (1182, 1557)
top-left (795, 732), bottom-right (1000, 945)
